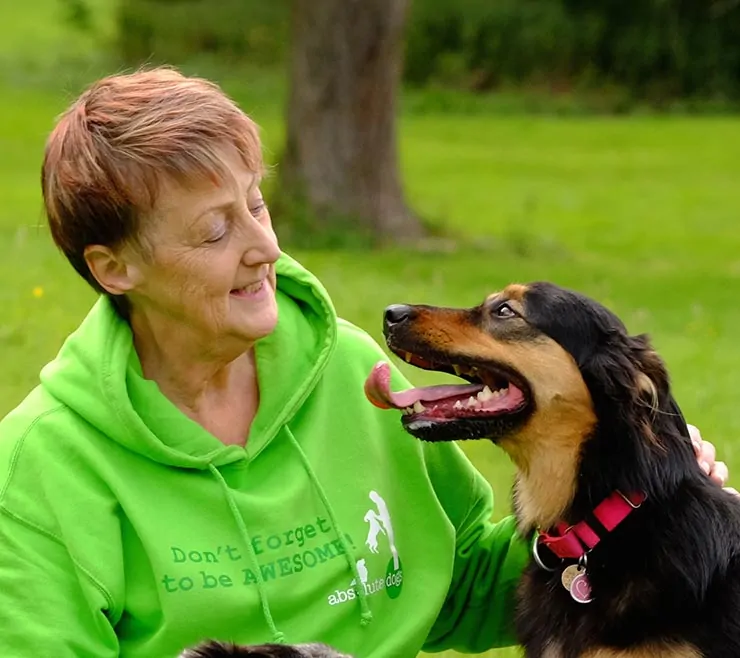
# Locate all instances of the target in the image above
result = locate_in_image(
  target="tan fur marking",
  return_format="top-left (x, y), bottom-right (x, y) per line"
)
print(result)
top-left (485, 284), bottom-right (528, 307)
top-left (503, 283), bottom-right (529, 302)
top-left (636, 371), bottom-right (658, 411)
top-left (634, 371), bottom-right (664, 449)
top-left (581, 644), bottom-right (701, 658)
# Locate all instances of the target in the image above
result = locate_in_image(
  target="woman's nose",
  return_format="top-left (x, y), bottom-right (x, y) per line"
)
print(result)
top-left (240, 215), bottom-right (281, 265)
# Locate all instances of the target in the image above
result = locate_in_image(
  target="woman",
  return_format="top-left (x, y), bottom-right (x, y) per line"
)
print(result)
top-left (0, 68), bottom-right (728, 658)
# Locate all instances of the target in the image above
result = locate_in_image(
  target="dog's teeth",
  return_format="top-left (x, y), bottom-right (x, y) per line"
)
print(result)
top-left (453, 365), bottom-right (462, 376)
top-left (453, 400), bottom-right (463, 410)
top-left (404, 352), bottom-right (412, 363)
top-left (413, 401), bottom-right (426, 413)
top-left (467, 396), bottom-right (478, 408)
top-left (478, 386), bottom-right (494, 402)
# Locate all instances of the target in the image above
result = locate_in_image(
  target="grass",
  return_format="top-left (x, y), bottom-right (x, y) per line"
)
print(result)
top-left (2, 3), bottom-right (740, 658)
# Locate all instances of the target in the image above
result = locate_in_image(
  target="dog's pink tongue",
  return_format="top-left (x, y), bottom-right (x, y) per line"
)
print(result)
top-left (364, 361), bottom-right (482, 410)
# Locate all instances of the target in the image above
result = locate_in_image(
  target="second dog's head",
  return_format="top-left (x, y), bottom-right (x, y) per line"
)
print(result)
top-left (180, 640), bottom-right (353, 658)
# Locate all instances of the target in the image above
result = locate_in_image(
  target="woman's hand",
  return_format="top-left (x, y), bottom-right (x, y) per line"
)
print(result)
top-left (689, 424), bottom-right (737, 494)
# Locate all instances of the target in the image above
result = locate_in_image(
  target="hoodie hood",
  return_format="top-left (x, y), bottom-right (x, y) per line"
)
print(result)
top-left (39, 252), bottom-right (338, 469)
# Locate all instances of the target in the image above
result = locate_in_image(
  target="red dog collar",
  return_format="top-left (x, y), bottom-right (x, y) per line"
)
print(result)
top-left (536, 491), bottom-right (646, 561)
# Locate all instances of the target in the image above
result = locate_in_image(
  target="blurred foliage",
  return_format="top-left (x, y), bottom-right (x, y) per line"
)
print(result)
top-left (113, 0), bottom-right (740, 107)
top-left (60, 0), bottom-right (94, 33)
top-left (116, 0), bottom-right (290, 67)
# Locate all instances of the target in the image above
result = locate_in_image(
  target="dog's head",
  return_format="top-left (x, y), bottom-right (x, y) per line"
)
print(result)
top-left (179, 640), bottom-right (352, 658)
top-left (366, 282), bottom-right (695, 528)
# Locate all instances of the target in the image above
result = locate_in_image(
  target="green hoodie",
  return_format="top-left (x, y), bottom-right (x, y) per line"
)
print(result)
top-left (0, 253), bottom-right (528, 658)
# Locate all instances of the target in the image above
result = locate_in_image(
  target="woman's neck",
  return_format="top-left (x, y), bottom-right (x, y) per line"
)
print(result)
top-left (131, 313), bottom-right (260, 446)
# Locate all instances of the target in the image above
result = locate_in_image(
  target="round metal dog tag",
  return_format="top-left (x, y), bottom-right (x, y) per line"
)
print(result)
top-left (560, 564), bottom-right (582, 591)
top-left (569, 572), bottom-right (593, 603)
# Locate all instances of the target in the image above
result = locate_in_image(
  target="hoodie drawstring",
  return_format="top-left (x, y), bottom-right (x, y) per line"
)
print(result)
top-left (285, 426), bottom-right (374, 627)
top-left (208, 463), bottom-right (286, 644)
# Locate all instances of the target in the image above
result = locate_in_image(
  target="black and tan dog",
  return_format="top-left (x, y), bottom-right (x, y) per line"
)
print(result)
top-left (365, 282), bottom-right (740, 658)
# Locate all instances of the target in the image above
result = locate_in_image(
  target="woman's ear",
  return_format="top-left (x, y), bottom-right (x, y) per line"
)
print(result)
top-left (84, 244), bottom-right (142, 296)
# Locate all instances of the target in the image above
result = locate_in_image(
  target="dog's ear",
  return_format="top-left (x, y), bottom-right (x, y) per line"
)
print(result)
top-left (629, 333), bottom-right (692, 441)
top-left (578, 338), bottom-right (639, 404)
top-left (570, 330), bottom-right (672, 488)
top-left (578, 332), bottom-right (668, 416)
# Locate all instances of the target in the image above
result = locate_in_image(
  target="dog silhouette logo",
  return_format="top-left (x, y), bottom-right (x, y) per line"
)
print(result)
top-left (363, 490), bottom-right (403, 598)
top-left (364, 490), bottom-right (399, 570)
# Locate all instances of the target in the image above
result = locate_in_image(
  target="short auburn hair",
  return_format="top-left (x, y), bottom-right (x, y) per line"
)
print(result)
top-left (41, 66), bottom-right (264, 293)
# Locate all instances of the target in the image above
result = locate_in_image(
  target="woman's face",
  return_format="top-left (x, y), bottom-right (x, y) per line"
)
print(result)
top-left (124, 148), bottom-right (281, 352)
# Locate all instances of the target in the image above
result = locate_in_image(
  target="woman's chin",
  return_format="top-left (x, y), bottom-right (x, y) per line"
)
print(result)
top-left (232, 309), bottom-right (279, 343)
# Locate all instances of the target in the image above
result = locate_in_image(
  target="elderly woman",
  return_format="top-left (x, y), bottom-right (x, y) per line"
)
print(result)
top-left (0, 68), bottom-right (729, 658)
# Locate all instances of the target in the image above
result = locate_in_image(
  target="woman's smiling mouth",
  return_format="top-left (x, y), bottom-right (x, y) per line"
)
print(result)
top-left (230, 280), bottom-right (267, 299)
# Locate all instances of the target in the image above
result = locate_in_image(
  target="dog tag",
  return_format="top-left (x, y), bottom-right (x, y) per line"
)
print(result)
top-left (569, 572), bottom-right (593, 603)
top-left (560, 564), bottom-right (582, 591)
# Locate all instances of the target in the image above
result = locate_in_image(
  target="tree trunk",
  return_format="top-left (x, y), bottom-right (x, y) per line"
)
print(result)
top-left (278, 0), bottom-right (425, 242)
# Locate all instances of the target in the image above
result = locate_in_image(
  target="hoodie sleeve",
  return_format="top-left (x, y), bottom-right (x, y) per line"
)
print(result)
top-left (0, 509), bottom-right (120, 657)
top-left (421, 440), bottom-right (530, 652)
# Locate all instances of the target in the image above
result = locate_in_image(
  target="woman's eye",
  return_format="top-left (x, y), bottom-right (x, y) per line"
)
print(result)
top-left (250, 202), bottom-right (267, 218)
top-left (204, 222), bottom-right (228, 243)
top-left (496, 303), bottom-right (516, 318)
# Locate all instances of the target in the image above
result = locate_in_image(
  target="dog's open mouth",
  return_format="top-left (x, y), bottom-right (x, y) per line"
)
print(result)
top-left (364, 347), bottom-right (533, 442)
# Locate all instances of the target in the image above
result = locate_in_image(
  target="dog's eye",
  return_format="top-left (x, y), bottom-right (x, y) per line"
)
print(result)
top-left (495, 303), bottom-right (517, 318)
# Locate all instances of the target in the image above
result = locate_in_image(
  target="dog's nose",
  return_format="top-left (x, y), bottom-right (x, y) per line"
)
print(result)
top-left (384, 304), bottom-right (413, 327)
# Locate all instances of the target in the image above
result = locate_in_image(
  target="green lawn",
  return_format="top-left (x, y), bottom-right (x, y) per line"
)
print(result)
top-left (2, 4), bottom-right (740, 658)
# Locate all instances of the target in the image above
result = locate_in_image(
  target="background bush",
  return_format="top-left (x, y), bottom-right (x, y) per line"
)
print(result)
top-left (405, 0), bottom-right (740, 104)
top-left (115, 0), bottom-right (740, 107)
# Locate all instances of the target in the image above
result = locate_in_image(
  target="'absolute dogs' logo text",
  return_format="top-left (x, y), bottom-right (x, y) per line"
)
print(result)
top-left (327, 490), bottom-right (403, 606)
